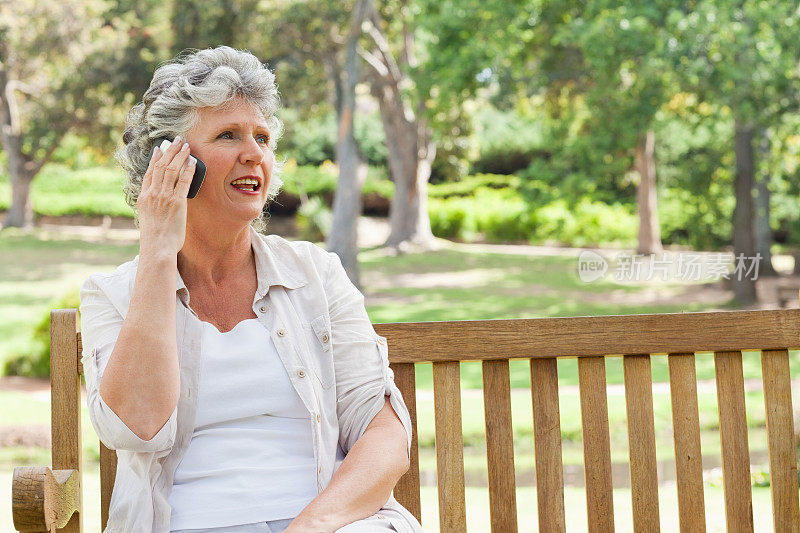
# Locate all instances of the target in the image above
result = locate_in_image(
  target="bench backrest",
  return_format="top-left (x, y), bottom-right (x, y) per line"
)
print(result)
top-left (53, 308), bottom-right (800, 531)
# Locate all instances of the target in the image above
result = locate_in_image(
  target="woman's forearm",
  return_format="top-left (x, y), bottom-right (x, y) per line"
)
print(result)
top-left (98, 250), bottom-right (180, 440)
top-left (288, 398), bottom-right (409, 532)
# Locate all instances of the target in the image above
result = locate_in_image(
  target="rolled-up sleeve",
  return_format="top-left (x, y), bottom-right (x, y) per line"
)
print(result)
top-left (325, 253), bottom-right (413, 457)
top-left (79, 275), bottom-right (177, 453)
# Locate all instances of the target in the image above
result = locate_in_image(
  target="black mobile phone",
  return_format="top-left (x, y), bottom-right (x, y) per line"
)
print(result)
top-left (150, 137), bottom-right (207, 199)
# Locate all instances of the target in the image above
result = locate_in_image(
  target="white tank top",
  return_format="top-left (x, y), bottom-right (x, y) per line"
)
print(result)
top-left (168, 318), bottom-right (318, 530)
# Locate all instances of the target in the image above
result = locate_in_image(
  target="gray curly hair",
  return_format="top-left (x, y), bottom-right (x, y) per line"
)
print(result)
top-left (115, 46), bottom-right (284, 232)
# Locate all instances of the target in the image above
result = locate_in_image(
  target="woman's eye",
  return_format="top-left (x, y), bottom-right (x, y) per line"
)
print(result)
top-left (257, 135), bottom-right (269, 144)
top-left (218, 131), bottom-right (234, 139)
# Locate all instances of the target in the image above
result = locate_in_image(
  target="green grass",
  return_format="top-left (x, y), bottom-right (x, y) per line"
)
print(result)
top-left (359, 247), bottom-right (733, 325)
top-left (0, 228), bottom-right (139, 365)
top-left (0, 390), bottom-right (100, 469)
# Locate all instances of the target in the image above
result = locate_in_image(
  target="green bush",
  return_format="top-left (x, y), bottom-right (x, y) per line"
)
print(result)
top-left (471, 187), bottom-right (533, 242)
top-left (281, 163), bottom-right (392, 201)
top-left (0, 164), bottom-right (133, 217)
top-left (428, 189), bottom-right (638, 247)
top-left (658, 184), bottom-right (733, 250)
top-left (428, 197), bottom-right (475, 239)
top-left (428, 174), bottom-right (519, 198)
top-left (281, 163), bottom-right (339, 197)
top-left (296, 196), bottom-right (332, 242)
top-left (4, 292), bottom-right (80, 378)
top-left (51, 132), bottom-right (105, 169)
top-left (531, 198), bottom-right (638, 247)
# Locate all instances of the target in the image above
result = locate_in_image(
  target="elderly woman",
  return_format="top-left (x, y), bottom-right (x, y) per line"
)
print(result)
top-left (79, 46), bottom-right (422, 533)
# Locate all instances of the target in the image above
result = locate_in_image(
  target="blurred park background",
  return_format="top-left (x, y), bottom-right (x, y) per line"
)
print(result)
top-left (2, 0), bottom-right (800, 530)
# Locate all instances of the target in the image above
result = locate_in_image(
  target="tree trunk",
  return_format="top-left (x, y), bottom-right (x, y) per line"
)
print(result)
top-left (0, 62), bottom-right (35, 229)
top-left (634, 130), bottom-right (662, 255)
top-left (753, 133), bottom-right (776, 276)
top-left (325, 0), bottom-right (372, 287)
top-left (732, 120), bottom-right (758, 304)
top-left (371, 80), bottom-right (436, 251)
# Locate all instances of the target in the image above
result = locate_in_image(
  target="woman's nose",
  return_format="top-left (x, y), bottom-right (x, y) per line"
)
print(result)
top-left (239, 136), bottom-right (264, 165)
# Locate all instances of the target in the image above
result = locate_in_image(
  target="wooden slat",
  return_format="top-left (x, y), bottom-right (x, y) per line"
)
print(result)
top-left (714, 350), bottom-right (754, 531)
top-left (668, 353), bottom-right (706, 532)
top-left (578, 357), bottom-right (614, 533)
top-left (761, 349), bottom-right (800, 531)
top-left (624, 354), bottom-right (660, 532)
top-left (531, 357), bottom-right (566, 532)
top-left (99, 443), bottom-right (117, 531)
top-left (50, 309), bottom-right (83, 533)
top-left (375, 309), bottom-right (800, 363)
top-left (77, 331), bottom-right (83, 375)
top-left (482, 359), bottom-right (518, 532)
top-left (432, 361), bottom-right (467, 532)
top-left (389, 362), bottom-right (421, 524)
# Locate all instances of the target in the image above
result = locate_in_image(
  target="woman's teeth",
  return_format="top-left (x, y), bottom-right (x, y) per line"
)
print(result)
top-left (230, 178), bottom-right (260, 191)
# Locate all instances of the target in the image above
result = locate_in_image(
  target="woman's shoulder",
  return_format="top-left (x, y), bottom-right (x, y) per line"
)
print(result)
top-left (255, 233), bottom-right (333, 269)
top-left (81, 256), bottom-right (140, 291)
top-left (79, 256), bottom-right (141, 318)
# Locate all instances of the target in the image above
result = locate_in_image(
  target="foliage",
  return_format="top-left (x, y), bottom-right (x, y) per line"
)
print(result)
top-left (665, 1), bottom-right (800, 128)
top-left (469, 106), bottom-right (547, 175)
top-left (3, 292), bottom-right (80, 377)
top-left (0, 164), bottom-right (133, 217)
top-left (279, 162), bottom-right (391, 201)
top-left (278, 109), bottom-right (388, 167)
top-left (428, 174), bottom-right (520, 198)
top-left (296, 196), bottom-right (332, 242)
top-left (428, 189), bottom-right (638, 247)
top-left (0, 0), bottom-right (139, 166)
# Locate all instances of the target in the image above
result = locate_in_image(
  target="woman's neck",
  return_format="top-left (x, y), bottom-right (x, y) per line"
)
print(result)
top-left (177, 224), bottom-right (254, 287)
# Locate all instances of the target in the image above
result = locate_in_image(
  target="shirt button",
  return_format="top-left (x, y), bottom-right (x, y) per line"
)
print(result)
top-left (321, 333), bottom-right (329, 343)
top-left (277, 329), bottom-right (286, 337)
top-left (297, 369), bottom-right (306, 378)
top-left (259, 305), bottom-right (267, 313)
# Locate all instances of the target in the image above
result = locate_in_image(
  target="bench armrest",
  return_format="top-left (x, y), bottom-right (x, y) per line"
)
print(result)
top-left (12, 466), bottom-right (80, 532)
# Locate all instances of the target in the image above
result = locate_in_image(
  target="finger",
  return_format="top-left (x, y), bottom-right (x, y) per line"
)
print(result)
top-left (141, 146), bottom-right (162, 191)
top-left (160, 141), bottom-right (192, 194)
top-left (149, 138), bottom-right (182, 192)
top-left (174, 156), bottom-right (197, 198)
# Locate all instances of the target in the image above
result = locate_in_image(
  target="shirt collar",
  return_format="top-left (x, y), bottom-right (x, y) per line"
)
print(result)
top-left (173, 226), bottom-right (307, 302)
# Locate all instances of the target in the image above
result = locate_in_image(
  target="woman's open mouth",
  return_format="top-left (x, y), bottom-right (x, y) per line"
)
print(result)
top-left (230, 177), bottom-right (262, 194)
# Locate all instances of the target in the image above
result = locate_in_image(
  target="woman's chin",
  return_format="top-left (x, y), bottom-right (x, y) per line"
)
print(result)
top-left (187, 209), bottom-right (262, 233)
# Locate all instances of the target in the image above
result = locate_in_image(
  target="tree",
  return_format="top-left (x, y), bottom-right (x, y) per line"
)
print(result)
top-left (529, 2), bottom-right (681, 255)
top-left (264, 1), bottom-right (370, 283)
top-left (359, 1), bottom-right (437, 251)
top-left (0, 0), bottom-right (125, 228)
top-left (325, 0), bottom-right (373, 287)
top-left (667, 1), bottom-right (800, 302)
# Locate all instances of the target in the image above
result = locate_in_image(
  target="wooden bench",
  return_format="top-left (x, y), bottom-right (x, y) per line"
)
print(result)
top-left (12, 307), bottom-right (800, 531)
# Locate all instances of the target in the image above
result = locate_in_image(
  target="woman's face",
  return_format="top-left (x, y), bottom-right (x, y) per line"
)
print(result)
top-left (182, 99), bottom-right (274, 231)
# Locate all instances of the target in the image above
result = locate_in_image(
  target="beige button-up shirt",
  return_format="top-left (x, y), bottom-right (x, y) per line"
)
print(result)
top-left (79, 228), bottom-right (418, 532)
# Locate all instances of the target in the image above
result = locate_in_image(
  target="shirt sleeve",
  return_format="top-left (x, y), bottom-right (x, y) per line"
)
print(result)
top-left (325, 252), bottom-right (414, 457)
top-left (79, 275), bottom-right (177, 453)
